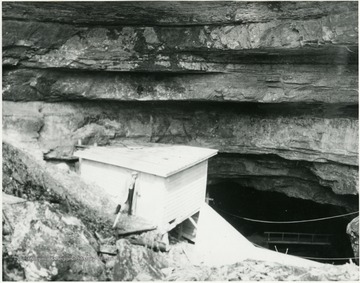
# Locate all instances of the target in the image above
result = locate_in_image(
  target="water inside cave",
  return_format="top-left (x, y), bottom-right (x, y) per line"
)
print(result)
top-left (207, 181), bottom-right (356, 265)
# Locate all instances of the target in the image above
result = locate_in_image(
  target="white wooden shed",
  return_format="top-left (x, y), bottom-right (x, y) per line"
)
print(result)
top-left (74, 144), bottom-right (217, 232)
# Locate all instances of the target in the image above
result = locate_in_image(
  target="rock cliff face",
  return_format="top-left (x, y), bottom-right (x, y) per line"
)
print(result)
top-left (2, 1), bottom-right (358, 209)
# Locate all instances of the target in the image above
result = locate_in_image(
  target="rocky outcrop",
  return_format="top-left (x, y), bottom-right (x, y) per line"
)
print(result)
top-left (113, 239), bottom-right (167, 281)
top-left (2, 142), bottom-right (116, 233)
top-left (2, 1), bottom-right (358, 210)
top-left (209, 154), bottom-right (358, 209)
top-left (3, 2), bottom-right (356, 26)
top-left (2, 197), bottom-right (105, 281)
top-left (3, 100), bottom-right (358, 207)
top-left (3, 2), bottom-right (358, 70)
top-left (3, 20), bottom-right (357, 70)
top-left (3, 66), bottom-right (358, 103)
top-left (3, 101), bottom-right (358, 166)
top-left (167, 259), bottom-right (359, 281)
top-left (346, 216), bottom-right (359, 263)
top-left (210, 154), bottom-right (358, 195)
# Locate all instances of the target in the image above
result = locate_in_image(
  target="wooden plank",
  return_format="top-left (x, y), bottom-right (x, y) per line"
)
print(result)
top-left (2, 193), bottom-right (27, 205)
top-left (98, 244), bottom-right (117, 255)
top-left (179, 212), bottom-right (200, 242)
top-left (113, 213), bottom-right (157, 236)
top-left (74, 145), bottom-right (217, 177)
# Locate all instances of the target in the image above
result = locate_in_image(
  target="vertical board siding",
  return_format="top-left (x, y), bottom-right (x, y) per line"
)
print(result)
top-left (163, 162), bottom-right (208, 224)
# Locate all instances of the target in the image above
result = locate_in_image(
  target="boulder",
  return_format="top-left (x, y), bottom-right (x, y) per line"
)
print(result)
top-left (2, 198), bottom-right (105, 281)
top-left (346, 216), bottom-right (359, 263)
top-left (113, 239), bottom-right (167, 281)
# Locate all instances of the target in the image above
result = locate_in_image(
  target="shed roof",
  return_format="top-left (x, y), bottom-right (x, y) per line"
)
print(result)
top-left (74, 144), bottom-right (218, 177)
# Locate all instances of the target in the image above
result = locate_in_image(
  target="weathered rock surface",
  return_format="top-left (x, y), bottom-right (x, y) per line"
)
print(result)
top-left (2, 198), bottom-right (105, 281)
top-left (3, 66), bottom-right (358, 103)
top-left (2, 141), bottom-right (116, 233)
top-left (209, 154), bottom-right (358, 209)
top-left (3, 100), bottom-right (358, 207)
top-left (3, 2), bottom-right (356, 26)
top-left (166, 259), bottom-right (359, 281)
top-left (310, 163), bottom-right (359, 195)
top-left (113, 239), bottom-right (167, 281)
top-left (3, 101), bottom-right (358, 166)
top-left (3, 18), bottom-right (357, 70)
top-left (3, 1), bottom-right (358, 70)
top-left (346, 216), bottom-right (359, 263)
top-left (210, 155), bottom-right (358, 195)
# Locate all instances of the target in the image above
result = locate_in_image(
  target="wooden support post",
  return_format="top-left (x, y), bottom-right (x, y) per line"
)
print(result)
top-left (177, 222), bottom-right (183, 241)
top-left (188, 216), bottom-right (198, 229)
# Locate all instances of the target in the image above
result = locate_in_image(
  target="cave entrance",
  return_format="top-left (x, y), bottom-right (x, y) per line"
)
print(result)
top-left (207, 181), bottom-right (355, 265)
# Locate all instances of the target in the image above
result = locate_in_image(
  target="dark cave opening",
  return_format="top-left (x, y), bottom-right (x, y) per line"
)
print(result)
top-left (207, 181), bottom-right (356, 265)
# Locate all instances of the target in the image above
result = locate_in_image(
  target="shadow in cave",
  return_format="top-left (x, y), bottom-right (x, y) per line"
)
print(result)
top-left (207, 181), bottom-right (356, 265)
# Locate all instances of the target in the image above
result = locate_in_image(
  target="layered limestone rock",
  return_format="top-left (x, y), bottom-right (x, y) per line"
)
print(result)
top-left (208, 154), bottom-right (358, 209)
top-left (3, 101), bottom-right (358, 166)
top-left (2, 1), bottom-right (358, 210)
top-left (3, 1), bottom-right (356, 26)
top-left (3, 1), bottom-right (358, 70)
top-left (2, 100), bottom-right (358, 208)
top-left (3, 17), bottom-right (357, 70)
top-left (3, 66), bottom-right (358, 103)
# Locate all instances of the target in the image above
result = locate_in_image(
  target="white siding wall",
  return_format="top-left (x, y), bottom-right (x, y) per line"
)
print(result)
top-left (80, 159), bottom-right (133, 203)
top-left (80, 158), bottom-right (208, 230)
top-left (163, 161), bottom-right (208, 225)
top-left (134, 173), bottom-right (166, 226)
top-left (80, 158), bottom-right (166, 227)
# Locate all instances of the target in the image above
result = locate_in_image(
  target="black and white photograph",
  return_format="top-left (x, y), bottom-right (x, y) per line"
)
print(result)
top-left (2, 0), bottom-right (359, 281)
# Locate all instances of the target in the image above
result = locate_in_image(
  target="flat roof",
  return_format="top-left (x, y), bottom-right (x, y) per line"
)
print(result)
top-left (74, 144), bottom-right (218, 177)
